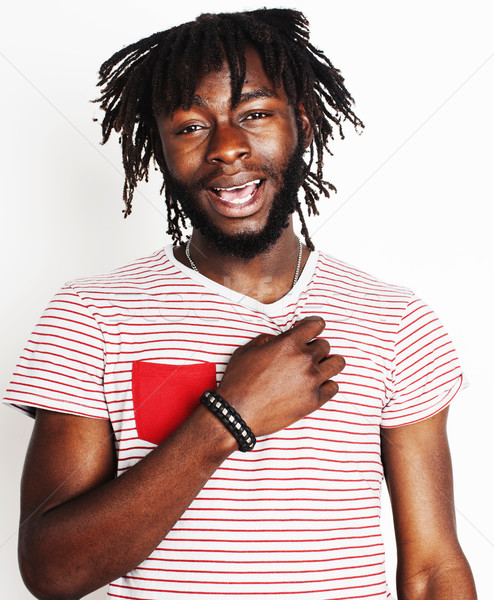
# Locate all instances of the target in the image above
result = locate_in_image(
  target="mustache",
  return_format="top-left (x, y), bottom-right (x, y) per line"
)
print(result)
top-left (193, 163), bottom-right (282, 191)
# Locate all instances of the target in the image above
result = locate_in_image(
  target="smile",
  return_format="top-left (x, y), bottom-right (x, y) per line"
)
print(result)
top-left (211, 180), bottom-right (262, 204)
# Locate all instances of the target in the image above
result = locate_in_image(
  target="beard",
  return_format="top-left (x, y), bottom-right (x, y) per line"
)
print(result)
top-left (164, 139), bottom-right (307, 260)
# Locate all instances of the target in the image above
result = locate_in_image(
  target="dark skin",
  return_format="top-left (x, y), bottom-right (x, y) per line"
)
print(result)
top-left (157, 47), bottom-right (313, 302)
top-left (382, 409), bottom-right (476, 598)
top-left (19, 48), bottom-right (476, 600)
top-left (20, 319), bottom-right (341, 600)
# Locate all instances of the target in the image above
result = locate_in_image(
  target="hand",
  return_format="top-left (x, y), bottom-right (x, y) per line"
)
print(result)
top-left (217, 316), bottom-right (345, 437)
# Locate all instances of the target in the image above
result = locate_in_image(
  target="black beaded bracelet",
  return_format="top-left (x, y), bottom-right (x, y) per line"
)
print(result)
top-left (200, 390), bottom-right (256, 452)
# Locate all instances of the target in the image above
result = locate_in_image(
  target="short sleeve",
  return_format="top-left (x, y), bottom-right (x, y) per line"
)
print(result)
top-left (3, 284), bottom-right (109, 419)
top-left (382, 295), bottom-right (466, 428)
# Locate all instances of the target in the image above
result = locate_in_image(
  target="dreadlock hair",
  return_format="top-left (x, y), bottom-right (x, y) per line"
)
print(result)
top-left (95, 8), bottom-right (363, 250)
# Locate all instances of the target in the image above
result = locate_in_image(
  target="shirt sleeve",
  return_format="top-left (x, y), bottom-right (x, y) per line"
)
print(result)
top-left (381, 294), bottom-right (466, 428)
top-left (2, 284), bottom-right (109, 419)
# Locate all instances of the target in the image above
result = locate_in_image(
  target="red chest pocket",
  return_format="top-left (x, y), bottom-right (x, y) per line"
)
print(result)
top-left (132, 361), bottom-right (217, 445)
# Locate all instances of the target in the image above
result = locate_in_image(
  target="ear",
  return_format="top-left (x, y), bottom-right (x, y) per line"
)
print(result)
top-left (297, 103), bottom-right (314, 150)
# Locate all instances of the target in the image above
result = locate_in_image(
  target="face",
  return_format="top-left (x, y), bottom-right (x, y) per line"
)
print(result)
top-left (156, 46), bottom-right (311, 259)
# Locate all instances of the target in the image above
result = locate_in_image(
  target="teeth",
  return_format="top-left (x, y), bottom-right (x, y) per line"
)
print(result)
top-left (213, 179), bottom-right (261, 193)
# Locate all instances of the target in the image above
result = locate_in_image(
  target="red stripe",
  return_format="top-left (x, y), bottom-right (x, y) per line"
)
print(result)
top-left (111, 574), bottom-right (386, 595)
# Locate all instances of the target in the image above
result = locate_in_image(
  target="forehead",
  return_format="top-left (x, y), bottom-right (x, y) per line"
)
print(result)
top-left (178, 46), bottom-right (287, 110)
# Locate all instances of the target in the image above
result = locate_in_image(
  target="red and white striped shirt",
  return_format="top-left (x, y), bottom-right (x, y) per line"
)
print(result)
top-left (4, 246), bottom-right (465, 599)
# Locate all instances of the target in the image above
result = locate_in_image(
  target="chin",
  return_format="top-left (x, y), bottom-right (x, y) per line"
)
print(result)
top-left (165, 139), bottom-right (307, 259)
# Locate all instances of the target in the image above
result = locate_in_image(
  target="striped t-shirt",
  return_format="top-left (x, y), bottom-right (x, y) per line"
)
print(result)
top-left (4, 246), bottom-right (465, 599)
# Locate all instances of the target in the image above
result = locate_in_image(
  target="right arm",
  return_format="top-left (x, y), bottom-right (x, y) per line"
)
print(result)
top-left (19, 316), bottom-right (344, 600)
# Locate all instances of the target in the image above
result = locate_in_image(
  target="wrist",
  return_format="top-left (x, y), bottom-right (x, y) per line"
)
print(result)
top-left (192, 404), bottom-right (239, 458)
top-left (200, 390), bottom-right (256, 452)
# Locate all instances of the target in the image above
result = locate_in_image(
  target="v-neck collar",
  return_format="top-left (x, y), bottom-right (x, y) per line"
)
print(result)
top-left (165, 244), bottom-right (319, 319)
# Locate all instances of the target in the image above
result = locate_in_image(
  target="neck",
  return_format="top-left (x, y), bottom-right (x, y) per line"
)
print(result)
top-left (175, 226), bottom-right (310, 304)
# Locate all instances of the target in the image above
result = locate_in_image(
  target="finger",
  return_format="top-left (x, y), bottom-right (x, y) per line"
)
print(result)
top-left (319, 379), bottom-right (339, 401)
top-left (317, 354), bottom-right (346, 380)
top-left (285, 316), bottom-right (326, 343)
top-left (306, 338), bottom-right (330, 361)
top-left (244, 333), bottom-right (275, 349)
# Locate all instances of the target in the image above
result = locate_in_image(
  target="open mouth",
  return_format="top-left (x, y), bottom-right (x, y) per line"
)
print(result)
top-left (210, 179), bottom-right (262, 205)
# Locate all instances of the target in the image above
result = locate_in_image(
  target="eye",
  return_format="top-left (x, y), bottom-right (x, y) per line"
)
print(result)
top-left (245, 111), bottom-right (269, 121)
top-left (176, 123), bottom-right (205, 135)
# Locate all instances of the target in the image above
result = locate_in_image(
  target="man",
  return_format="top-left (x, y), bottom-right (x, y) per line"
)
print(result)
top-left (3, 8), bottom-right (476, 600)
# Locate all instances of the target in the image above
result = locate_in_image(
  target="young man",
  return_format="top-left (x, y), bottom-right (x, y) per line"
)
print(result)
top-left (3, 9), bottom-right (476, 600)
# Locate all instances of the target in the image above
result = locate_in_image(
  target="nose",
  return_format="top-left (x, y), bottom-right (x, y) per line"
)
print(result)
top-left (206, 121), bottom-right (250, 165)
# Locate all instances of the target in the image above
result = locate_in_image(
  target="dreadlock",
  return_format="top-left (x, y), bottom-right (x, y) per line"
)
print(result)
top-left (95, 8), bottom-right (363, 250)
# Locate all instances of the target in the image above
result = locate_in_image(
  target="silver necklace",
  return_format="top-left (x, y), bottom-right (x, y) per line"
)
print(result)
top-left (185, 236), bottom-right (303, 288)
top-left (292, 236), bottom-right (303, 287)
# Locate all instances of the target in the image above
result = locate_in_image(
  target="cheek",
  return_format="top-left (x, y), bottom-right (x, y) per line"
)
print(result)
top-left (162, 144), bottom-right (201, 180)
top-left (257, 131), bottom-right (299, 172)
top-left (157, 125), bottom-right (199, 180)
top-left (264, 117), bottom-right (299, 157)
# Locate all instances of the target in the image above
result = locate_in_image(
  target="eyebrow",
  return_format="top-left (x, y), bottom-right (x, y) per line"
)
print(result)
top-left (191, 86), bottom-right (279, 108)
top-left (239, 87), bottom-right (279, 103)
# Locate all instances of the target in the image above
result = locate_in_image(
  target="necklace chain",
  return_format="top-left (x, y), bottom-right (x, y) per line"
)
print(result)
top-left (185, 237), bottom-right (303, 288)
top-left (292, 236), bottom-right (303, 287)
top-left (185, 238), bottom-right (199, 272)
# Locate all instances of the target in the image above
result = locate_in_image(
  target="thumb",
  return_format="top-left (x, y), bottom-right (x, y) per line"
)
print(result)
top-left (286, 315), bottom-right (326, 342)
top-left (244, 332), bottom-right (276, 349)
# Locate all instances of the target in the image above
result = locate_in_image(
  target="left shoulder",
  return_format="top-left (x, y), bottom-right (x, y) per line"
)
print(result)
top-left (314, 250), bottom-right (414, 308)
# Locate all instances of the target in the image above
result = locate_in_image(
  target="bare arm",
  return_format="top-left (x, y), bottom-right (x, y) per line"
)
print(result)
top-left (381, 407), bottom-right (476, 600)
top-left (20, 404), bottom-right (236, 600)
top-left (19, 317), bottom-right (344, 600)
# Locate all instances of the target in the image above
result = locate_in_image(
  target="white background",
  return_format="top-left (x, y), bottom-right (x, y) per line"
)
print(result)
top-left (1, 1), bottom-right (493, 598)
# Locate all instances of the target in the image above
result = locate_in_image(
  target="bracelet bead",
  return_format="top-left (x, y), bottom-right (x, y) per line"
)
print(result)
top-left (200, 390), bottom-right (256, 452)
